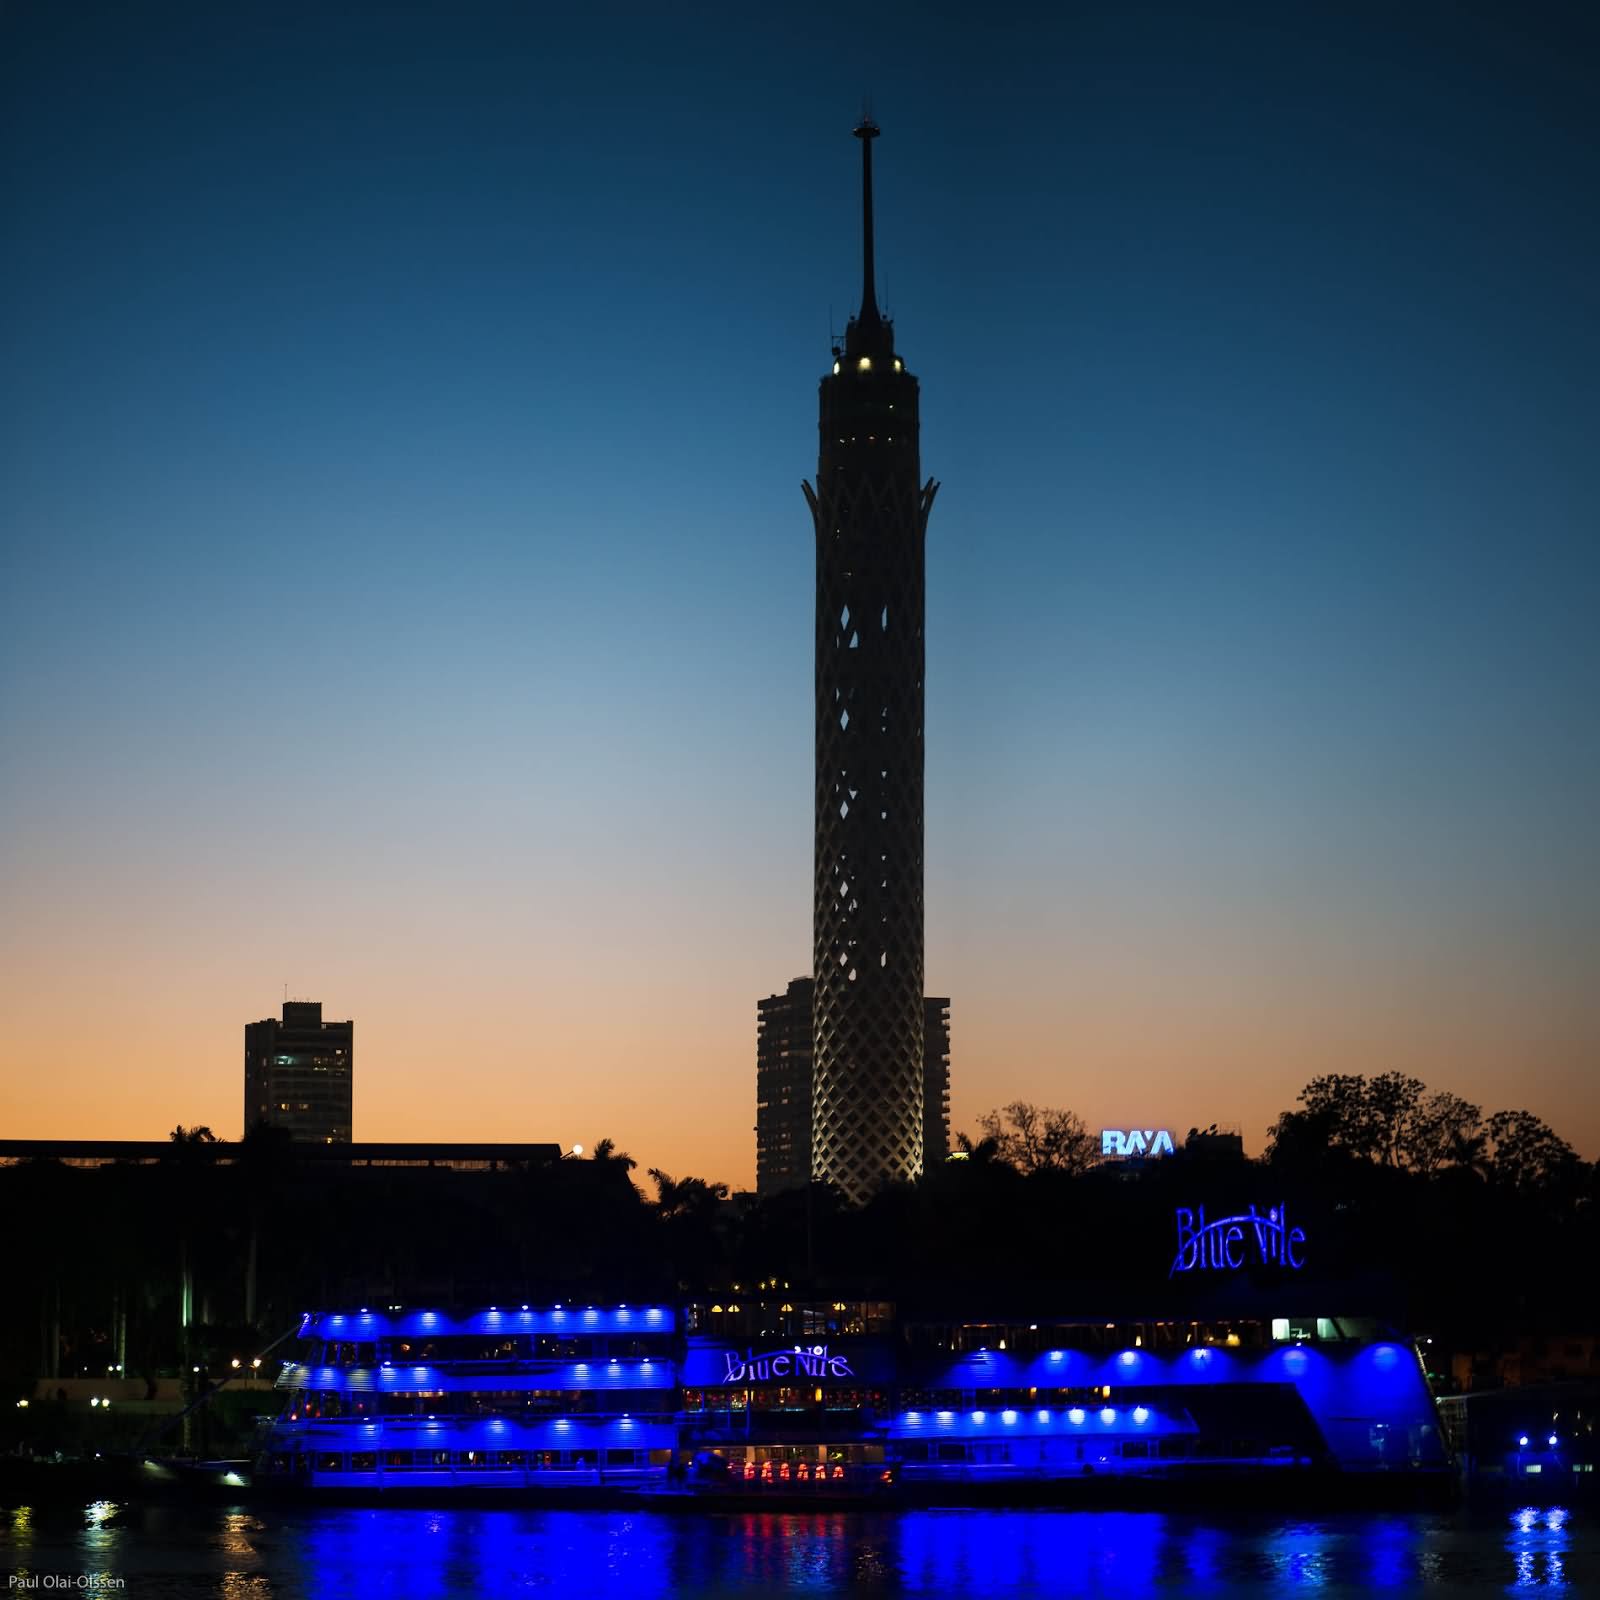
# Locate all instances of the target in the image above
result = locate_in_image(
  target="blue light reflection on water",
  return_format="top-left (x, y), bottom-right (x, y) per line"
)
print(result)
top-left (1262, 1520), bottom-right (1334, 1589)
top-left (279, 1504), bottom-right (1590, 1596)
top-left (1362, 1514), bottom-right (1413, 1589)
top-left (294, 1507), bottom-right (683, 1597)
top-left (1509, 1504), bottom-right (1570, 1591)
top-left (0, 1501), bottom-right (1593, 1595)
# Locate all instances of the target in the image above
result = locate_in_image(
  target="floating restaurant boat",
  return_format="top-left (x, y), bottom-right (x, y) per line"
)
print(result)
top-left (260, 1304), bottom-right (677, 1496)
top-left (259, 1292), bottom-right (1454, 1504)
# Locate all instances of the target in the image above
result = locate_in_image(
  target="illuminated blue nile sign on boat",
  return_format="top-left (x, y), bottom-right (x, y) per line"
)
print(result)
top-left (1171, 1204), bottom-right (1306, 1276)
top-left (720, 1345), bottom-right (855, 1385)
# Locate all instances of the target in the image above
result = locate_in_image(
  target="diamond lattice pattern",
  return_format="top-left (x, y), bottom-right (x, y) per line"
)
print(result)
top-left (807, 453), bottom-right (937, 1206)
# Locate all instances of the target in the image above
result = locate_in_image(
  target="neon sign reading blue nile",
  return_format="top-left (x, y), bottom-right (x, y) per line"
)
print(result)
top-left (1171, 1204), bottom-right (1306, 1276)
top-left (720, 1344), bottom-right (854, 1385)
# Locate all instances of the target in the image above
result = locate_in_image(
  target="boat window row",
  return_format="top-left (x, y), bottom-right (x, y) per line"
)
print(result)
top-left (897, 1439), bottom-right (1323, 1465)
top-left (897, 1386), bottom-right (1115, 1409)
top-left (678, 1385), bottom-right (1126, 1415)
top-left (267, 1448), bottom-right (670, 1473)
top-left (902, 1322), bottom-right (1280, 1355)
top-left (689, 1301), bottom-right (894, 1337)
top-left (290, 1389), bottom-right (675, 1418)
top-left (714, 1444), bottom-right (884, 1464)
top-left (682, 1387), bottom-right (889, 1414)
top-left (727, 1459), bottom-right (854, 1483)
top-left (320, 1335), bottom-right (669, 1364)
top-left (896, 1439), bottom-right (1181, 1464)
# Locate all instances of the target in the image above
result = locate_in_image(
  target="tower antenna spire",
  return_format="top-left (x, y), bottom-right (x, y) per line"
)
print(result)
top-left (854, 111), bottom-right (881, 326)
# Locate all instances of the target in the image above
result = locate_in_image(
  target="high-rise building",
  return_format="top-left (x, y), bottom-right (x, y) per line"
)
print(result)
top-left (244, 1000), bottom-right (353, 1143)
top-left (755, 977), bottom-right (815, 1198)
top-left (756, 978), bottom-right (951, 1198)
top-left (922, 996), bottom-right (951, 1167)
top-left (805, 120), bottom-right (938, 1204)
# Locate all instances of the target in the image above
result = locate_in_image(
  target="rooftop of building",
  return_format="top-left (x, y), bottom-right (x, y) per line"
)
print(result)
top-left (0, 1139), bottom-right (563, 1168)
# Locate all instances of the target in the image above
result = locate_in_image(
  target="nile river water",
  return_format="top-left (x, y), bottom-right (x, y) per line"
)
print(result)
top-left (0, 1501), bottom-right (1590, 1595)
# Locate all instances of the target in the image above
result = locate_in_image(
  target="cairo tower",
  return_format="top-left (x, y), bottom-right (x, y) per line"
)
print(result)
top-left (804, 120), bottom-right (938, 1205)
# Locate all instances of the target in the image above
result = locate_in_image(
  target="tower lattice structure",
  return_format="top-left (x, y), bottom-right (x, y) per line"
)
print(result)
top-left (804, 119), bottom-right (938, 1205)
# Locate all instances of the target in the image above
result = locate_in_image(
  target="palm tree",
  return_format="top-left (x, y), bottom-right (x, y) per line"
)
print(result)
top-left (647, 1170), bottom-right (729, 1219)
top-left (591, 1138), bottom-right (636, 1171)
top-left (953, 1130), bottom-right (1002, 1164)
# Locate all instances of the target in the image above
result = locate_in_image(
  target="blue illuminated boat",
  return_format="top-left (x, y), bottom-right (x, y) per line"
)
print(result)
top-left (259, 1303), bottom-right (678, 1496)
top-left (258, 1297), bottom-right (1455, 1504)
top-left (680, 1298), bottom-right (1455, 1503)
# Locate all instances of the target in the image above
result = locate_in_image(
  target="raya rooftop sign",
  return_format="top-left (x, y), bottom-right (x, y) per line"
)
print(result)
top-left (1171, 1204), bottom-right (1306, 1276)
top-left (1101, 1128), bottom-right (1175, 1158)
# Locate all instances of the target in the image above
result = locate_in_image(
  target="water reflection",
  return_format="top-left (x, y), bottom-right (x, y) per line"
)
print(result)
top-left (296, 1507), bottom-right (682, 1598)
top-left (1262, 1520), bottom-right (1334, 1588)
top-left (80, 1499), bottom-right (122, 1560)
top-left (1363, 1514), bottom-right (1412, 1588)
top-left (1509, 1505), bottom-right (1570, 1590)
top-left (217, 1508), bottom-right (265, 1559)
top-left (1181, 1521), bottom-right (1226, 1589)
top-left (0, 1501), bottom-right (1592, 1594)
top-left (217, 1578), bottom-right (275, 1600)
top-left (899, 1511), bottom-right (1183, 1593)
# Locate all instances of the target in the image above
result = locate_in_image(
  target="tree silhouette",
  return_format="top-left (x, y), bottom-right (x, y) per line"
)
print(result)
top-left (647, 1170), bottom-right (729, 1218)
top-left (1362, 1072), bottom-right (1427, 1166)
top-left (974, 1103), bottom-right (1096, 1174)
top-left (1485, 1109), bottom-right (1579, 1192)
top-left (1293, 1073), bottom-right (1404, 1162)
top-left (591, 1138), bottom-right (636, 1171)
top-left (952, 1130), bottom-right (1002, 1164)
top-left (1398, 1091), bottom-right (1484, 1175)
top-left (1263, 1103), bottom-right (1345, 1169)
top-left (1274, 1074), bottom-right (1462, 1171)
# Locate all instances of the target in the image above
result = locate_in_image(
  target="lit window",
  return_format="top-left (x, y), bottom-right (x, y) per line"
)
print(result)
top-left (857, 357), bottom-right (871, 372)
top-left (832, 361), bottom-right (840, 375)
top-left (893, 358), bottom-right (902, 371)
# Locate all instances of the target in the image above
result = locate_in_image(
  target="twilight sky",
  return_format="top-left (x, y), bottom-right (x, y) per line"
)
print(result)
top-left (3, 1), bottom-right (1597, 1181)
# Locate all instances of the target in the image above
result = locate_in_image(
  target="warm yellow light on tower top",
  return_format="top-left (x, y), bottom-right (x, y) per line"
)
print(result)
top-left (857, 356), bottom-right (871, 371)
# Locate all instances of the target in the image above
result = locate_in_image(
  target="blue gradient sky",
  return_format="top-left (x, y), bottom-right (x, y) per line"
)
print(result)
top-left (3, 1), bottom-right (1596, 1179)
